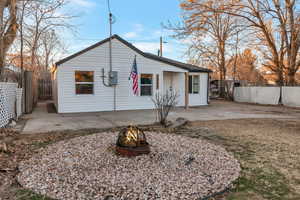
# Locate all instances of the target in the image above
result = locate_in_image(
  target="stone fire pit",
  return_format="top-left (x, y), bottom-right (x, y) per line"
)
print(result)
top-left (18, 131), bottom-right (240, 200)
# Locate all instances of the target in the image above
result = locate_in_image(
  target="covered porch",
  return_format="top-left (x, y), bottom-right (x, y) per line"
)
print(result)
top-left (162, 71), bottom-right (188, 108)
top-left (162, 70), bottom-right (209, 108)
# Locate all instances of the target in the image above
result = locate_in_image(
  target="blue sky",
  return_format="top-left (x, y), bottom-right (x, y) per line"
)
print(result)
top-left (64, 0), bottom-right (188, 61)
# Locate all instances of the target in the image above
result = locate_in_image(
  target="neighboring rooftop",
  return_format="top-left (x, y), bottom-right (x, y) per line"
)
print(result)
top-left (5, 64), bottom-right (21, 73)
top-left (56, 34), bottom-right (211, 73)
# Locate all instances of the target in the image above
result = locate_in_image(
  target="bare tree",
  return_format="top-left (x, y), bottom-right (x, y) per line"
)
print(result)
top-left (0, 0), bottom-right (18, 80)
top-left (22, 0), bottom-right (73, 74)
top-left (18, 0), bottom-right (30, 87)
top-left (221, 0), bottom-right (300, 86)
top-left (40, 29), bottom-right (64, 70)
top-left (167, 0), bottom-right (241, 98)
top-left (228, 49), bottom-right (266, 84)
top-left (4, 0), bottom-right (74, 81)
top-left (152, 91), bottom-right (179, 126)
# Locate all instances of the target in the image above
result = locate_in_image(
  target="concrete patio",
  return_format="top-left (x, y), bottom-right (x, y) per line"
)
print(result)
top-left (21, 100), bottom-right (300, 134)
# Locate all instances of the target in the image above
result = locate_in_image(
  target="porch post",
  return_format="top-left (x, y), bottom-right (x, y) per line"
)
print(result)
top-left (185, 72), bottom-right (189, 109)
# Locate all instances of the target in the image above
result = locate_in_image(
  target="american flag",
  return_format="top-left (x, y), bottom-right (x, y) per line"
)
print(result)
top-left (130, 56), bottom-right (139, 95)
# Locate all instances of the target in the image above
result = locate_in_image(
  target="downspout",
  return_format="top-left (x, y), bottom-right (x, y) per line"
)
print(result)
top-left (185, 72), bottom-right (189, 109)
top-left (207, 72), bottom-right (210, 105)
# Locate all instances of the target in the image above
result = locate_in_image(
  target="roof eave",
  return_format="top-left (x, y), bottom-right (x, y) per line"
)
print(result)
top-left (55, 34), bottom-right (212, 73)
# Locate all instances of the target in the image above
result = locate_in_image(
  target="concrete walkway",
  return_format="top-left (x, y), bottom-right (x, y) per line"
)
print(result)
top-left (22, 100), bottom-right (300, 134)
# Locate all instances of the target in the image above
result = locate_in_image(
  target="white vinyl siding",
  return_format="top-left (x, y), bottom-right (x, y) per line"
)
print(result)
top-left (51, 71), bottom-right (58, 111)
top-left (56, 38), bottom-right (208, 113)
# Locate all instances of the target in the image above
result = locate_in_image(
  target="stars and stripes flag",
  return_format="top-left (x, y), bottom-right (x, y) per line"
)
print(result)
top-left (129, 56), bottom-right (139, 95)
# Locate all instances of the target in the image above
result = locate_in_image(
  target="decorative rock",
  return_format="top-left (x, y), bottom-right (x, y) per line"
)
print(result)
top-left (183, 153), bottom-right (195, 166)
top-left (169, 117), bottom-right (188, 129)
top-left (8, 120), bottom-right (17, 128)
top-left (0, 142), bottom-right (8, 152)
top-left (17, 132), bottom-right (240, 200)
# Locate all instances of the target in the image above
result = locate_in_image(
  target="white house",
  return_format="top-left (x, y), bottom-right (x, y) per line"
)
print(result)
top-left (52, 35), bottom-right (211, 113)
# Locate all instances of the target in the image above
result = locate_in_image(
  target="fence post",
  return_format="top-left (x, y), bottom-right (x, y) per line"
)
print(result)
top-left (24, 71), bottom-right (33, 113)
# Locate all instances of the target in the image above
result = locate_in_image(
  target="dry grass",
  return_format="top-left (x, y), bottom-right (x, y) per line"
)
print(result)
top-left (190, 118), bottom-right (300, 200)
top-left (1, 118), bottom-right (300, 199)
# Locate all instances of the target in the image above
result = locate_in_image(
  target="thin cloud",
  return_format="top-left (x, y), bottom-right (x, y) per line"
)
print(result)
top-left (123, 24), bottom-right (144, 39)
top-left (153, 29), bottom-right (174, 38)
top-left (133, 24), bottom-right (144, 32)
top-left (124, 32), bottom-right (138, 39)
top-left (71, 0), bottom-right (95, 7)
top-left (133, 42), bottom-right (173, 54)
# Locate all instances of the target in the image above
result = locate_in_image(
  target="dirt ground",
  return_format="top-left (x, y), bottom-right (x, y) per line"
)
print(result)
top-left (190, 118), bottom-right (300, 200)
top-left (0, 118), bottom-right (300, 200)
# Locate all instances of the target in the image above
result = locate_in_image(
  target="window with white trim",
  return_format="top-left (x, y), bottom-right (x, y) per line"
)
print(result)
top-left (140, 74), bottom-right (153, 96)
top-left (189, 75), bottom-right (199, 94)
top-left (75, 71), bottom-right (94, 95)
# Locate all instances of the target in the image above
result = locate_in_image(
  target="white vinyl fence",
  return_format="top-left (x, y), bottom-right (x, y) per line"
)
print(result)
top-left (234, 86), bottom-right (300, 107)
top-left (0, 82), bottom-right (23, 128)
top-left (282, 87), bottom-right (300, 107)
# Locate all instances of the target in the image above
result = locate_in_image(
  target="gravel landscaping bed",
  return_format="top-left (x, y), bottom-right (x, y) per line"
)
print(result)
top-left (17, 132), bottom-right (240, 200)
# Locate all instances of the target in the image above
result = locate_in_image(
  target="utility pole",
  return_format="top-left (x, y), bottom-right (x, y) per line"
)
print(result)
top-left (105, 0), bottom-right (117, 111)
top-left (160, 37), bottom-right (163, 57)
top-left (232, 31), bottom-right (239, 100)
top-left (108, 1), bottom-right (112, 73)
top-left (159, 36), bottom-right (167, 57)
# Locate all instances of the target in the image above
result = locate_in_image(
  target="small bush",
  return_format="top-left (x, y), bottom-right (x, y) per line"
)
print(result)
top-left (152, 91), bottom-right (179, 126)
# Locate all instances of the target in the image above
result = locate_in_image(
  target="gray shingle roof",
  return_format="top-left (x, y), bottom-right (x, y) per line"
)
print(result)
top-left (56, 34), bottom-right (211, 73)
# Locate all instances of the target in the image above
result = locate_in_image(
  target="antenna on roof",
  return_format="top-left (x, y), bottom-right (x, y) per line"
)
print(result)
top-left (107, 0), bottom-right (114, 74)
top-left (107, 0), bottom-right (111, 13)
top-left (107, 0), bottom-right (116, 37)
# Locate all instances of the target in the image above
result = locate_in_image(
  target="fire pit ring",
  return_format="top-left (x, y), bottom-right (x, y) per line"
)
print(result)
top-left (115, 145), bottom-right (150, 157)
top-left (116, 126), bottom-right (150, 157)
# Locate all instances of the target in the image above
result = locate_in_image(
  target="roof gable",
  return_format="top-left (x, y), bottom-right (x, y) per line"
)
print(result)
top-left (56, 34), bottom-right (211, 73)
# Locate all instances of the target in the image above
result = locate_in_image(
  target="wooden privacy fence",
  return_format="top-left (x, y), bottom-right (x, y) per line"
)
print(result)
top-left (24, 71), bottom-right (36, 113)
top-left (23, 71), bottom-right (52, 113)
top-left (38, 78), bottom-right (52, 100)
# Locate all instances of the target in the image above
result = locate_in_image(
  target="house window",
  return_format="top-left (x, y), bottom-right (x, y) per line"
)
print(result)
top-left (75, 71), bottom-right (94, 95)
top-left (140, 74), bottom-right (153, 96)
top-left (189, 75), bottom-right (199, 94)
